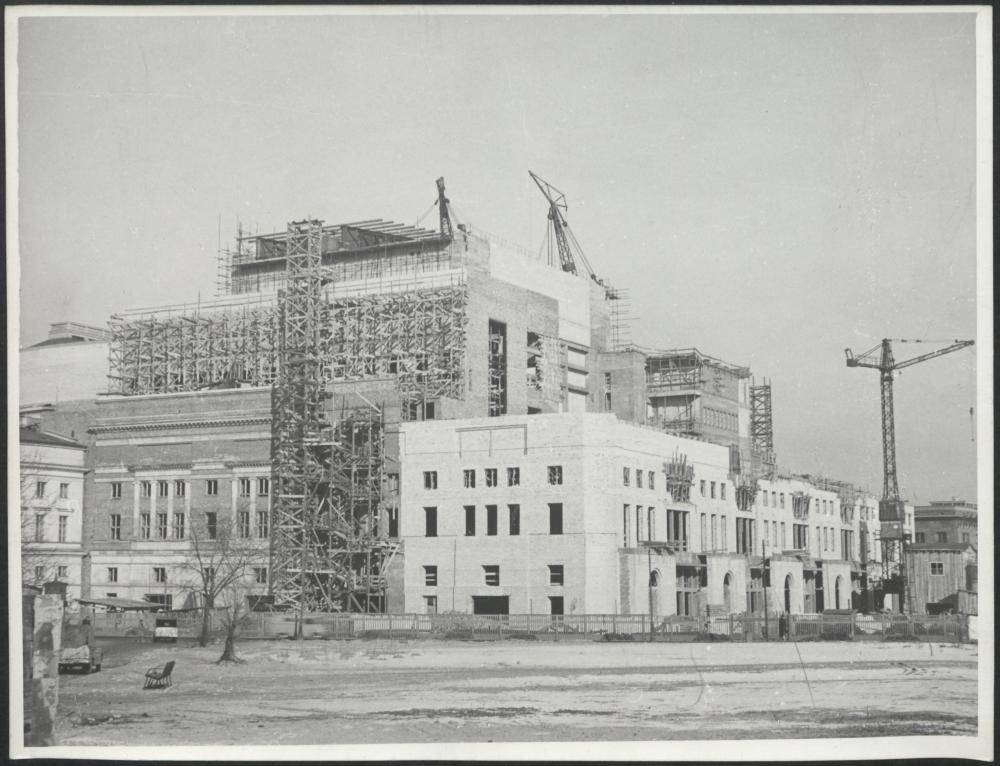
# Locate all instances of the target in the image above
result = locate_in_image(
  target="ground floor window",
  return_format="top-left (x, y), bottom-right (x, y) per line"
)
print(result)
top-left (549, 596), bottom-right (564, 616)
top-left (676, 565), bottom-right (702, 617)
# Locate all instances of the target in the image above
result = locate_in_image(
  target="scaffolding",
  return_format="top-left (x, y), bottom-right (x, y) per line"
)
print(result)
top-left (663, 450), bottom-right (695, 503)
top-left (605, 284), bottom-right (632, 352)
top-left (750, 378), bottom-right (777, 477)
top-left (488, 320), bottom-right (507, 417)
top-left (108, 286), bottom-right (468, 420)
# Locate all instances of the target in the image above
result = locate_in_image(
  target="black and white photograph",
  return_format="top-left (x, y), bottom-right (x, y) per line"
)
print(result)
top-left (7, 5), bottom-right (992, 761)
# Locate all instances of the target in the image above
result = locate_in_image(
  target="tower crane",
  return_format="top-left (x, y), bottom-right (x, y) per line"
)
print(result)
top-left (844, 337), bottom-right (974, 613)
top-left (528, 170), bottom-right (601, 280)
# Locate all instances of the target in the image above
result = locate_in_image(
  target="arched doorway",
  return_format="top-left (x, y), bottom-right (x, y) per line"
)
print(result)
top-left (834, 576), bottom-right (843, 610)
top-left (784, 574), bottom-right (793, 613)
top-left (723, 572), bottom-right (734, 613)
top-left (649, 569), bottom-right (660, 617)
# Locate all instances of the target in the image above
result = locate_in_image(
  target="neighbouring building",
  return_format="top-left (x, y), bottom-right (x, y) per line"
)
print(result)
top-left (19, 421), bottom-right (88, 606)
top-left (914, 499), bottom-right (978, 548)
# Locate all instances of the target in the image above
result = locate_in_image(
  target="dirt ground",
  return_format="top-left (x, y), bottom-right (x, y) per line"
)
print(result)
top-left (54, 637), bottom-right (978, 745)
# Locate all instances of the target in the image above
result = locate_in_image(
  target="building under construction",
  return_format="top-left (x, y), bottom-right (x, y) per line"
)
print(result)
top-left (22, 175), bottom-right (939, 618)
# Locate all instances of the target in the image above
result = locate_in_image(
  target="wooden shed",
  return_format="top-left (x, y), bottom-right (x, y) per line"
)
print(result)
top-left (905, 542), bottom-right (977, 615)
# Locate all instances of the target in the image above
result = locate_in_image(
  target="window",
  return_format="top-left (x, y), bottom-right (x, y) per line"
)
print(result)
top-left (141, 481), bottom-right (152, 498)
top-left (34, 566), bottom-right (44, 581)
top-left (623, 504), bottom-right (632, 547)
top-left (793, 523), bottom-right (808, 549)
top-left (255, 567), bottom-right (268, 585)
top-left (423, 471), bottom-right (438, 490)
top-left (256, 510), bottom-right (269, 538)
top-left (700, 513), bottom-right (707, 549)
top-left (762, 491), bottom-right (768, 507)
top-left (463, 469), bottom-right (476, 488)
top-left (35, 481), bottom-right (46, 498)
top-left (239, 478), bottom-right (252, 497)
top-left (424, 507), bottom-right (438, 537)
top-left (781, 522), bottom-right (787, 549)
top-left (720, 483), bottom-right (726, 500)
top-left (548, 565), bottom-right (564, 586)
top-left (548, 503), bottom-right (563, 535)
top-left (257, 477), bottom-right (269, 496)
top-left (623, 468), bottom-right (631, 487)
top-left (156, 512), bottom-right (168, 538)
top-left (158, 480), bottom-right (169, 498)
top-left (206, 512), bottom-right (218, 540)
top-left (483, 565), bottom-right (500, 586)
top-left (822, 527), bottom-right (828, 551)
top-left (648, 471), bottom-right (655, 490)
top-left (549, 596), bottom-right (564, 616)
top-left (699, 480), bottom-right (706, 496)
top-left (506, 467), bottom-right (520, 486)
top-left (424, 595), bottom-right (438, 614)
top-left (711, 514), bottom-right (718, 549)
top-left (424, 565), bottom-right (438, 586)
top-left (58, 515), bottom-right (68, 542)
top-left (106, 593), bottom-right (118, 598)
top-left (140, 513), bottom-right (151, 540)
top-left (930, 562), bottom-right (944, 576)
top-left (962, 532), bottom-right (970, 543)
top-left (111, 482), bottom-right (122, 500)
top-left (238, 510), bottom-right (251, 538)
top-left (779, 493), bottom-right (785, 509)
top-left (110, 514), bottom-right (122, 540)
top-left (107, 567), bottom-right (118, 583)
top-left (486, 505), bottom-right (498, 536)
top-left (173, 512), bottom-right (186, 539)
top-left (736, 518), bottom-right (755, 554)
top-left (508, 504), bottom-right (520, 536)
top-left (175, 480), bottom-right (186, 497)
top-left (485, 468), bottom-right (498, 487)
top-left (206, 479), bottom-right (218, 496)
top-left (636, 470), bottom-right (643, 489)
top-left (153, 567), bottom-right (167, 583)
top-left (203, 566), bottom-right (215, 582)
top-left (936, 532), bottom-right (948, 543)
top-left (57, 566), bottom-right (68, 578)
top-left (710, 481), bottom-right (716, 499)
top-left (666, 509), bottom-right (689, 550)
top-left (27, 514), bottom-right (39, 544)
top-left (720, 515), bottom-right (727, 549)
top-left (59, 483), bottom-right (69, 499)
top-left (548, 465), bottom-right (563, 485)
top-left (464, 505), bottom-right (476, 536)
top-left (647, 507), bottom-right (655, 541)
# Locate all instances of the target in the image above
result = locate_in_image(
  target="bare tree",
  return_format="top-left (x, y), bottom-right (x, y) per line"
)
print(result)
top-left (177, 513), bottom-right (266, 649)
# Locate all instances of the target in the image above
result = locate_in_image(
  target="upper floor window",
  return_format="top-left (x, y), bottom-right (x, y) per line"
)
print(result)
top-left (936, 532), bottom-right (948, 543)
top-left (549, 503), bottom-right (563, 535)
top-left (58, 515), bottom-right (68, 542)
top-left (59, 483), bottom-right (70, 499)
top-left (34, 514), bottom-right (45, 541)
top-left (930, 562), bottom-right (944, 576)
top-left (257, 477), bottom-right (269, 496)
top-left (255, 567), bottom-right (268, 585)
top-left (710, 482), bottom-right (716, 499)
top-left (636, 470), bottom-right (643, 489)
top-left (238, 478), bottom-right (252, 497)
top-left (174, 480), bottom-right (186, 497)
top-left (153, 567), bottom-right (167, 583)
top-left (485, 468), bottom-right (498, 487)
top-left (720, 483), bottom-right (727, 500)
top-left (915, 532), bottom-right (925, 543)
top-left (424, 565), bottom-right (438, 587)
top-left (779, 493), bottom-right (785, 509)
top-left (463, 469), bottom-right (476, 489)
top-left (158, 480), bottom-right (169, 498)
top-left (483, 565), bottom-right (500, 586)
top-left (424, 507), bottom-right (438, 538)
top-left (548, 564), bottom-right (564, 586)
top-left (111, 482), bottom-right (122, 500)
top-left (465, 505), bottom-right (476, 536)
top-left (140, 481), bottom-right (152, 498)
top-left (206, 479), bottom-right (218, 496)
top-left (506, 467), bottom-right (520, 487)
top-left (107, 567), bottom-right (118, 583)
top-left (423, 471), bottom-right (438, 490)
top-left (700, 480), bottom-right (706, 496)
top-left (648, 471), bottom-right (655, 490)
top-left (623, 468), bottom-right (631, 487)
top-left (548, 466), bottom-right (563, 485)
top-left (35, 481), bottom-right (46, 498)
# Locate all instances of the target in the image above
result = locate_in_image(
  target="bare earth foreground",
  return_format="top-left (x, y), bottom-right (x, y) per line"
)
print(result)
top-left (55, 638), bottom-right (977, 745)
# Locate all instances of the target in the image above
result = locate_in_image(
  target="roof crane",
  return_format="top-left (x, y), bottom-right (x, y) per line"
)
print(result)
top-left (435, 177), bottom-right (454, 241)
top-left (844, 337), bottom-right (974, 613)
top-left (529, 170), bottom-right (598, 278)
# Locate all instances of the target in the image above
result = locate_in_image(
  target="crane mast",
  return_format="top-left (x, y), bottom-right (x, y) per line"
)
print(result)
top-left (844, 337), bottom-right (974, 613)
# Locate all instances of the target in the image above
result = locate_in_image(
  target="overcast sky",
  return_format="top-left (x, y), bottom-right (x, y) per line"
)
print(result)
top-left (14, 10), bottom-right (982, 504)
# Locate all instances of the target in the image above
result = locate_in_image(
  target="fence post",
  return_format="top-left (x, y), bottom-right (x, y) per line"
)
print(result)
top-left (729, 613), bottom-right (734, 639)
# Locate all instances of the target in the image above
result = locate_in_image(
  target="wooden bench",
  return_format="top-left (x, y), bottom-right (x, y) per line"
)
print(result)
top-left (143, 660), bottom-right (175, 690)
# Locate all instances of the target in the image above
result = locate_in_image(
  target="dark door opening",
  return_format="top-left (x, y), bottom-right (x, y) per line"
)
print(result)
top-left (472, 596), bottom-right (510, 615)
top-left (549, 596), bottom-right (564, 616)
